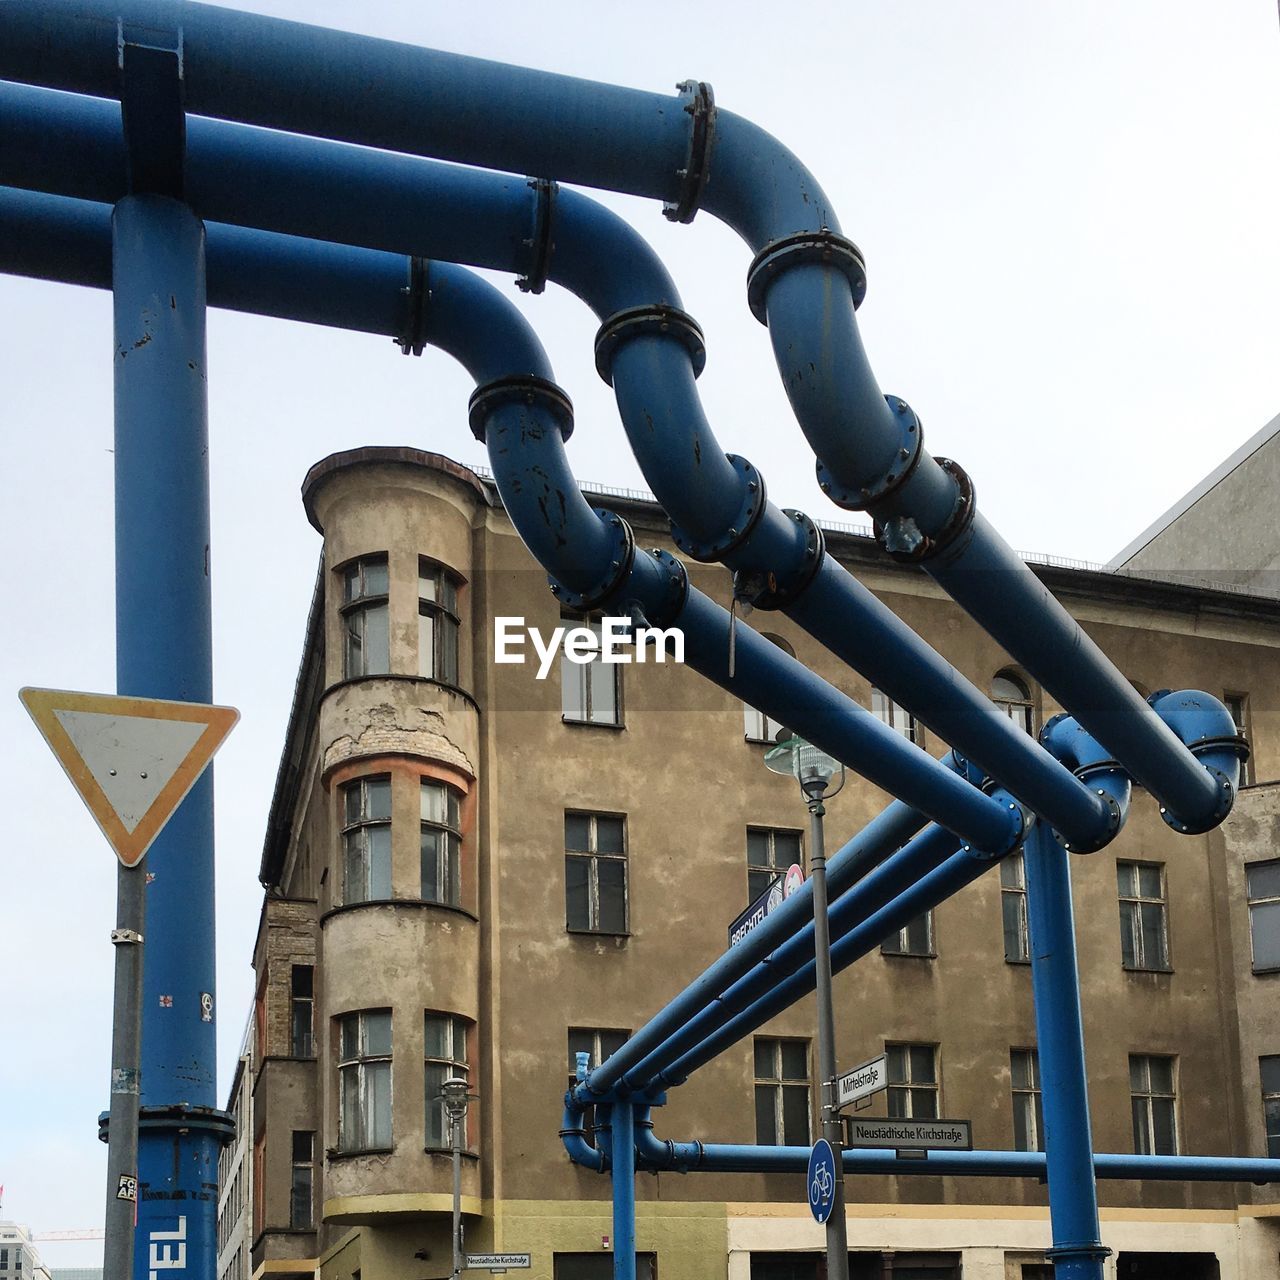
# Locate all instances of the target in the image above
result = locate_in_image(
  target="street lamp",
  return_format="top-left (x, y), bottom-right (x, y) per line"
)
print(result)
top-left (764, 734), bottom-right (850, 1280)
top-left (439, 1075), bottom-right (476, 1280)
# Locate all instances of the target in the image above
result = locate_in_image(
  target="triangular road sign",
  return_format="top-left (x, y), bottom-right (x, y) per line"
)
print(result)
top-left (19, 687), bottom-right (239, 867)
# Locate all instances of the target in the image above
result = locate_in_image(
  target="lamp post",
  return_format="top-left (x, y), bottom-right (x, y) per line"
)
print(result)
top-left (439, 1075), bottom-right (476, 1280)
top-left (764, 735), bottom-right (850, 1280)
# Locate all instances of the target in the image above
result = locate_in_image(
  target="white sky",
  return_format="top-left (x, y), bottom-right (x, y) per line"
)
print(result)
top-left (4, 0), bottom-right (1280, 1264)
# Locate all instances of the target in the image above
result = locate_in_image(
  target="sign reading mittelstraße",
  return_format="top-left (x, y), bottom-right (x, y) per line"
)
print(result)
top-left (846, 1117), bottom-right (973, 1151)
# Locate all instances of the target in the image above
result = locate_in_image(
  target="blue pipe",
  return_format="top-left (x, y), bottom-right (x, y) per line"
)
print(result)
top-left (1023, 821), bottom-right (1106, 1280)
top-left (610, 1102), bottom-right (636, 1280)
top-left (1038, 714), bottom-right (1130, 853)
top-left (113, 193), bottom-right (229, 1280)
top-left (1147, 689), bottom-right (1244, 833)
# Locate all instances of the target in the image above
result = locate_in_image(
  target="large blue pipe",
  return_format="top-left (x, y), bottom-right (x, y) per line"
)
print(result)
top-left (0, 81), bottom-right (1120, 852)
top-left (610, 1103), bottom-right (637, 1280)
top-left (0, 7), bottom-right (1234, 834)
top-left (113, 193), bottom-right (227, 1280)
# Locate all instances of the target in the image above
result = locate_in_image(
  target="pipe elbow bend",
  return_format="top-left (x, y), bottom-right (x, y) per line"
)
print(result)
top-left (1038, 713), bottom-right (1130, 853)
top-left (560, 1101), bottom-right (607, 1173)
top-left (1148, 689), bottom-right (1246, 834)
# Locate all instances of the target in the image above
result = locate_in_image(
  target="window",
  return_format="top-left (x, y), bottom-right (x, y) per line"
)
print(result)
top-left (289, 1131), bottom-right (314, 1228)
top-left (754, 1038), bottom-right (810, 1145)
top-left (561, 617), bottom-right (620, 726)
top-left (1117, 862), bottom-right (1170, 971)
top-left (554, 1255), bottom-right (655, 1280)
top-left (747, 827), bottom-right (803, 904)
top-left (881, 911), bottom-right (933, 957)
top-left (337, 1010), bottom-right (392, 1151)
top-left (887, 1043), bottom-right (939, 1118)
top-left (1261, 1056), bottom-right (1280, 1158)
top-left (565, 812), bottom-right (627, 934)
top-left (1225, 691), bottom-right (1252, 785)
top-left (568, 1027), bottom-right (629, 1149)
top-left (424, 1013), bottom-right (469, 1148)
top-left (1010, 1049), bottom-right (1044, 1152)
top-left (744, 634), bottom-right (794, 743)
top-left (341, 554), bottom-right (389, 678)
top-left (419, 560), bottom-right (461, 685)
top-left (290, 965), bottom-right (314, 1057)
top-left (872, 688), bottom-right (922, 746)
top-left (1130, 1054), bottom-right (1177, 1154)
top-left (420, 780), bottom-right (462, 906)
top-left (341, 776), bottom-right (392, 904)
top-left (1247, 859), bottom-right (1280, 973)
top-left (1001, 851), bottom-right (1030, 963)
top-left (992, 671), bottom-right (1034, 734)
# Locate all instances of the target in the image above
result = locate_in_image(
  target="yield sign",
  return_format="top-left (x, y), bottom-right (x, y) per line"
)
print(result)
top-left (19, 687), bottom-right (239, 867)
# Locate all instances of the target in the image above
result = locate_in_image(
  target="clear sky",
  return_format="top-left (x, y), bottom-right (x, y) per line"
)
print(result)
top-left (5, 0), bottom-right (1280, 1264)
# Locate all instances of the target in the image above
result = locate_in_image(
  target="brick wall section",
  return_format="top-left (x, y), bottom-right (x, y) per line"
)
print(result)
top-left (255, 897), bottom-right (318, 1061)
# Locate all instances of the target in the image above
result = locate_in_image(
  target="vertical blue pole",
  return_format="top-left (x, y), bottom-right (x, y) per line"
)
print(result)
top-left (1023, 822), bottom-right (1110, 1280)
top-left (610, 1103), bottom-right (636, 1280)
top-left (113, 193), bottom-right (228, 1280)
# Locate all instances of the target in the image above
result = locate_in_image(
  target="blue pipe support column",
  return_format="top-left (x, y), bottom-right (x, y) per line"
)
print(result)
top-left (113, 194), bottom-right (230, 1280)
top-left (1022, 820), bottom-right (1108, 1280)
top-left (610, 1102), bottom-right (637, 1280)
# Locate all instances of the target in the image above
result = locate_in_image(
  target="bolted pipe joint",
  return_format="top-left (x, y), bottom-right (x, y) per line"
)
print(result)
top-left (746, 229), bottom-right (866, 323)
top-left (1039, 713), bottom-right (1131, 854)
top-left (964, 786), bottom-right (1031, 860)
top-left (468, 374), bottom-right (574, 443)
top-left (872, 456), bottom-right (977, 562)
top-left (1147, 689), bottom-right (1246, 835)
top-left (548, 510), bottom-right (636, 613)
top-left (670, 453), bottom-right (766, 561)
top-left (560, 1099), bottom-right (608, 1173)
top-left (817, 395), bottom-right (923, 511)
top-left (731, 509), bottom-right (824, 610)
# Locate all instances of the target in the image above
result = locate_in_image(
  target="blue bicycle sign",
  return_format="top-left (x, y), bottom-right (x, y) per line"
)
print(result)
top-left (807, 1138), bottom-right (837, 1224)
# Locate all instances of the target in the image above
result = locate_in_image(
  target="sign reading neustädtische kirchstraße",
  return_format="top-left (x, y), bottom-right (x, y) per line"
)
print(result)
top-left (846, 1118), bottom-right (973, 1151)
top-left (465, 1256), bottom-right (531, 1271)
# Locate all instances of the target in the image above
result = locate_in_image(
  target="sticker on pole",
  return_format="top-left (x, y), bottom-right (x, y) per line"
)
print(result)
top-left (807, 1137), bottom-right (837, 1224)
top-left (19, 688), bottom-right (239, 867)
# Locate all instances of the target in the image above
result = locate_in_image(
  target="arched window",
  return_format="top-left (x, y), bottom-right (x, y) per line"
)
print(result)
top-left (992, 670), bottom-right (1034, 735)
top-left (744, 634), bottom-right (794, 743)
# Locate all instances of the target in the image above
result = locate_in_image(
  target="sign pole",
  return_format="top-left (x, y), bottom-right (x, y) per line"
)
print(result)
top-left (104, 860), bottom-right (146, 1280)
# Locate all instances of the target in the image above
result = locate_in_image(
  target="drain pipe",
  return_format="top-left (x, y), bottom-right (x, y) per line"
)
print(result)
top-left (0, 79), bottom-right (1117, 855)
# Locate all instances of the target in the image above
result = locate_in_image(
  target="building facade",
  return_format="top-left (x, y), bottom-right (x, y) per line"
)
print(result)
top-left (224, 447), bottom-right (1280, 1280)
top-left (0, 1224), bottom-right (53, 1280)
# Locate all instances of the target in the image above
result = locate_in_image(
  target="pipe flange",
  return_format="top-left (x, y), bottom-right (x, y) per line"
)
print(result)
top-left (549, 510), bottom-right (635, 614)
top-left (516, 177), bottom-right (556, 295)
top-left (396, 256), bottom-right (430, 356)
top-left (816, 395), bottom-right (924, 510)
top-left (733, 509), bottom-right (825, 610)
top-left (643, 548), bottom-right (692, 626)
top-left (873, 456), bottom-right (977, 563)
top-left (594, 305), bottom-right (707, 386)
top-left (468, 374), bottom-right (574, 444)
top-left (746, 229), bottom-right (867, 324)
top-left (1055, 793), bottom-right (1123, 855)
top-left (669, 454), bottom-right (766, 561)
top-left (1159, 764), bottom-right (1235, 836)
top-left (1186, 732), bottom-right (1252, 764)
top-left (663, 80), bottom-right (716, 225)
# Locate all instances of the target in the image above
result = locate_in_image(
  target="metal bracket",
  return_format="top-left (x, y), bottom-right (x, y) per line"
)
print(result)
top-left (396, 256), bottom-right (430, 356)
top-left (873, 457), bottom-right (977, 563)
top-left (732, 509), bottom-right (826, 611)
top-left (594, 305), bottom-right (706, 386)
top-left (516, 178), bottom-right (556, 294)
top-left (670, 454), bottom-right (766, 561)
top-left (118, 21), bottom-right (186, 199)
top-left (110, 928), bottom-right (144, 946)
top-left (549, 510), bottom-right (635, 614)
top-left (817, 395), bottom-right (924, 510)
top-left (663, 80), bottom-right (716, 224)
top-left (746, 229), bottom-right (866, 324)
top-left (467, 374), bottom-right (574, 444)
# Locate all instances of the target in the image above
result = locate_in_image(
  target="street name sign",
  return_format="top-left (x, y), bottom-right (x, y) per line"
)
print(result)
top-left (465, 1256), bottom-right (531, 1271)
top-left (846, 1117), bottom-right (973, 1151)
top-left (806, 1138), bottom-right (837, 1224)
top-left (19, 687), bottom-right (239, 866)
top-left (836, 1054), bottom-right (887, 1109)
top-left (728, 878), bottom-right (785, 947)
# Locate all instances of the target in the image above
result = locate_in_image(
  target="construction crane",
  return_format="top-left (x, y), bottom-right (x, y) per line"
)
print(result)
top-left (31, 1231), bottom-right (105, 1242)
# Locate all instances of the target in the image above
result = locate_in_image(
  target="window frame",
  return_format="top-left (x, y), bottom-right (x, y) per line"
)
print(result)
top-left (420, 778), bottom-right (463, 908)
top-left (339, 553), bottom-right (390, 679)
top-left (564, 811), bottom-right (629, 936)
top-left (753, 1036), bottom-right (811, 1147)
top-left (872, 687), bottom-right (923, 747)
top-left (1261, 1055), bottom-right (1280, 1159)
top-left (1117, 860), bottom-right (1171, 972)
top-left (423, 1012), bottom-right (470, 1150)
top-left (886, 1042), bottom-right (940, 1119)
top-left (746, 826), bottom-right (804, 904)
top-left (1001, 851), bottom-right (1031, 964)
top-left (1247, 858), bottom-right (1280, 974)
top-left (340, 775), bottom-right (393, 905)
top-left (881, 910), bottom-right (935, 958)
top-left (418, 557), bottom-right (463, 686)
top-left (568, 1027), bottom-right (631, 1150)
top-left (560, 616), bottom-right (622, 727)
top-left (1224, 690), bottom-right (1252, 786)
top-left (991, 670), bottom-right (1035, 735)
top-left (290, 964), bottom-right (315, 1058)
top-left (1010, 1048), bottom-right (1044, 1152)
top-left (1129, 1053), bottom-right (1178, 1155)
top-left (336, 1009), bottom-right (393, 1153)
top-left (289, 1130), bottom-right (314, 1229)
